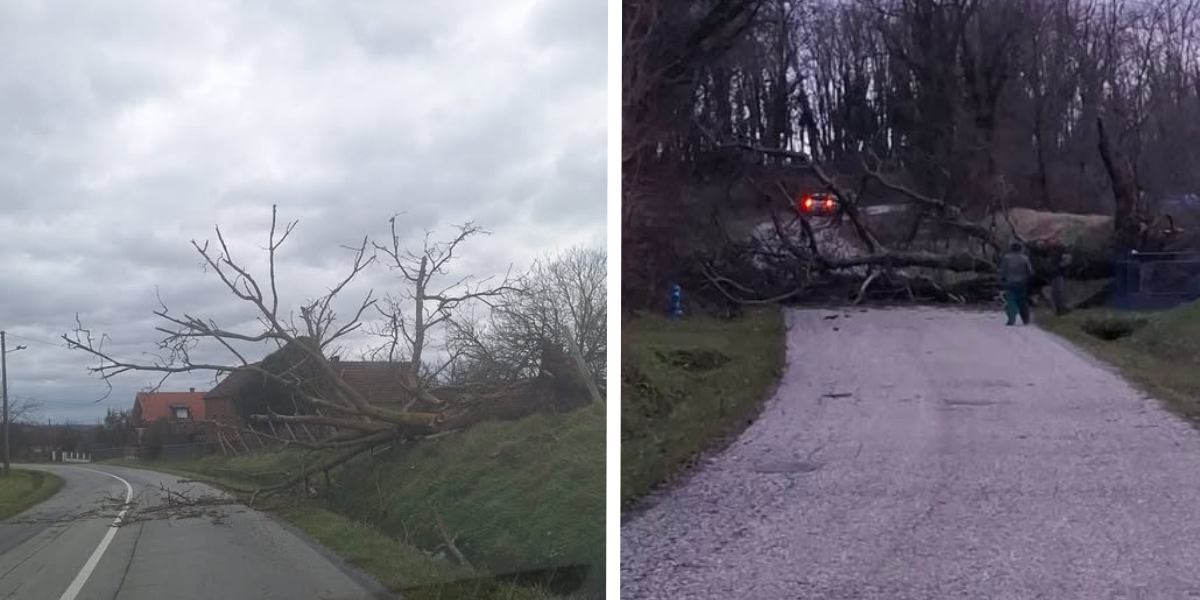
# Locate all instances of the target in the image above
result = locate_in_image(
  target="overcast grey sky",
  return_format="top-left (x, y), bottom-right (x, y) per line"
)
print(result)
top-left (0, 0), bottom-right (606, 423)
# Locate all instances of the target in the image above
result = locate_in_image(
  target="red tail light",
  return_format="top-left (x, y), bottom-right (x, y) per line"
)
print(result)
top-left (824, 198), bottom-right (834, 212)
top-left (802, 196), bottom-right (813, 212)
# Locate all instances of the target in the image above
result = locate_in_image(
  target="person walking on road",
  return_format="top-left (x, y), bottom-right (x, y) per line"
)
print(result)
top-left (1000, 241), bottom-right (1034, 326)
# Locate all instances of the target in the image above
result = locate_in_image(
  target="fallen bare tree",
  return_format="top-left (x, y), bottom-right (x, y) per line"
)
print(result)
top-left (689, 127), bottom-right (1001, 304)
top-left (65, 206), bottom-right (596, 503)
top-left (687, 108), bottom-right (1196, 310)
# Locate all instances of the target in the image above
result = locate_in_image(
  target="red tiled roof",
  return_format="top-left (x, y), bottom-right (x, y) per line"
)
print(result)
top-left (135, 391), bottom-right (207, 423)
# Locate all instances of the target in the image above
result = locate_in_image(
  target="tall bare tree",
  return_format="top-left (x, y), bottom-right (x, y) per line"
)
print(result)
top-left (447, 246), bottom-right (607, 384)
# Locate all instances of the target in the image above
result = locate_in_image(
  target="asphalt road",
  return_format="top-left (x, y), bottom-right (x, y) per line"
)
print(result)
top-left (0, 462), bottom-right (391, 600)
top-left (622, 308), bottom-right (1200, 600)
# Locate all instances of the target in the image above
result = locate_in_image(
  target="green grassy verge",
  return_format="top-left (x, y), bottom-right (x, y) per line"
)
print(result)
top-left (108, 408), bottom-right (603, 600)
top-left (621, 308), bottom-right (785, 509)
top-left (0, 469), bottom-right (64, 520)
top-left (1038, 301), bottom-right (1200, 419)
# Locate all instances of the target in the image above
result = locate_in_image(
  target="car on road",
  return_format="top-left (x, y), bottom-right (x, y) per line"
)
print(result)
top-left (796, 192), bottom-right (840, 216)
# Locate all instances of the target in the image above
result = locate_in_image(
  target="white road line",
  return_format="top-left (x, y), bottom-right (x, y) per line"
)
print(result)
top-left (56, 468), bottom-right (134, 600)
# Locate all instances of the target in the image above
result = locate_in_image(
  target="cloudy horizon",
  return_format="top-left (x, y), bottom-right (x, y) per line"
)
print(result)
top-left (0, 0), bottom-right (606, 423)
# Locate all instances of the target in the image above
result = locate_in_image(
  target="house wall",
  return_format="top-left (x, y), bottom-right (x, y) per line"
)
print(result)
top-left (204, 396), bottom-right (237, 447)
top-left (206, 396), bottom-right (237, 423)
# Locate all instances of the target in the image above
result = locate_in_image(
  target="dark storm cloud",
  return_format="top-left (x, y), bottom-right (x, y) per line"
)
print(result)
top-left (0, 0), bottom-right (606, 422)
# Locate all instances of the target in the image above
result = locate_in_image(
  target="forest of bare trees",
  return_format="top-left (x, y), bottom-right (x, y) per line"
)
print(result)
top-left (624, 0), bottom-right (1200, 310)
top-left (447, 246), bottom-right (607, 385)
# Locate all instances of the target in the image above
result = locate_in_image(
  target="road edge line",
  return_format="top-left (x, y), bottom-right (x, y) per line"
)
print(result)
top-left (56, 467), bottom-right (133, 600)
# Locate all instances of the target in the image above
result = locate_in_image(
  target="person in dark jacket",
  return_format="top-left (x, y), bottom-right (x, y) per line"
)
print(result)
top-left (1049, 245), bottom-right (1070, 316)
top-left (1000, 241), bottom-right (1034, 325)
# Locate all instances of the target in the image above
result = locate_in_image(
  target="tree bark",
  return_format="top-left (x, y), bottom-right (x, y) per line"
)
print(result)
top-left (1097, 116), bottom-right (1143, 251)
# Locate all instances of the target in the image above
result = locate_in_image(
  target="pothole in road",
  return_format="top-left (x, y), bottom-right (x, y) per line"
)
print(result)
top-left (753, 461), bottom-right (822, 474)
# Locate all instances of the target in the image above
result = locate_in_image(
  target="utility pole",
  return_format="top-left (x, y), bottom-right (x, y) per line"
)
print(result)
top-left (2, 331), bottom-right (8, 477)
top-left (1, 332), bottom-right (27, 477)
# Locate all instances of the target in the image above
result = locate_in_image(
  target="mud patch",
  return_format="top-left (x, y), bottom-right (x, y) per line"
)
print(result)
top-left (656, 349), bottom-right (731, 372)
top-left (1081, 317), bottom-right (1146, 341)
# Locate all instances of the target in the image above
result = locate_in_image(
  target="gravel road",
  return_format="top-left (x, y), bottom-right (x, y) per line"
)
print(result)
top-left (621, 308), bottom-right (1200, 600)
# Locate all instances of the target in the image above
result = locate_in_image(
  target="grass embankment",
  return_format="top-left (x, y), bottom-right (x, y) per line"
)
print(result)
top-left (1039, 301), bottom-right (1200, 419)
top-left (118, 409), bottom-right (604, 600)
top-left (622, 308), bottom-right (785, 509)
top-left (0, 469), bottom-right (64, 520)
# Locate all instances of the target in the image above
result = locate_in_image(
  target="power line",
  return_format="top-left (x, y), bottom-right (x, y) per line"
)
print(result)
top-left (4, 332), bottom-right (162, 364)
top-left (3, 332), bottom-right (66, 348)
top-left (10, 394), bottom-right (109, 407)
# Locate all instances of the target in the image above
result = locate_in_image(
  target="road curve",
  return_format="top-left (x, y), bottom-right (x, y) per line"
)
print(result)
top-left (622, 308), bottom-right (1200, 600)
top-left (0, 462), bottom-right (391, 600)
